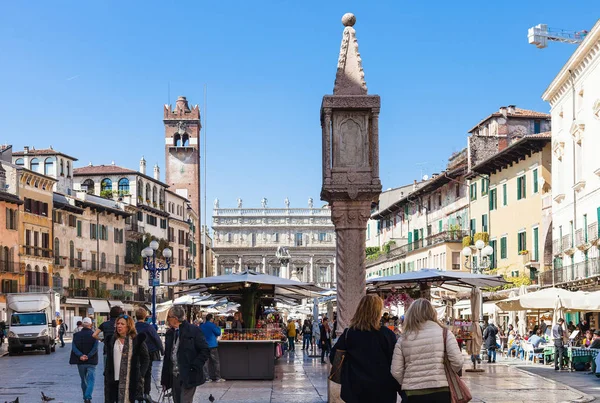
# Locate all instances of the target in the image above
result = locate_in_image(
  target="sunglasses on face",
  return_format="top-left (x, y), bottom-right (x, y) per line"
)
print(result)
top-left (118, 314), bottom-right (130, 320)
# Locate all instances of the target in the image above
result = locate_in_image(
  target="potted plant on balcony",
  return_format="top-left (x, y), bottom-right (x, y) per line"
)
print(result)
top-left (137, 195), bottom-right (143, 204)
top-left (100, 189), bottom-right (113, 199)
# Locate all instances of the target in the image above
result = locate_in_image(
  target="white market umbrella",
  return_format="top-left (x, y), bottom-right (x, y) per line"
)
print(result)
top-left (552, 296), bottom-right (570, 340)
top-left (508, 291), bottom-right (517, 330)
top-left (496, 287), bottom-right (592, 311)
top-left (467, 288), bottom-right (483, 357)
top-left (367, 268), bottom-right (508, 290)
top-left (517, 285), bottom-right (528, 336)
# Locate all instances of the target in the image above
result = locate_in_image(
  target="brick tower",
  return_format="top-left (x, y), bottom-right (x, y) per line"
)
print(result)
top-left (164, 96), bottom-right (202, 276)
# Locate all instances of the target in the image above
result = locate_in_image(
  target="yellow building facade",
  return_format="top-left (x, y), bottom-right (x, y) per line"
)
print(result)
top-left (467, 135), bottom-right (552, 280)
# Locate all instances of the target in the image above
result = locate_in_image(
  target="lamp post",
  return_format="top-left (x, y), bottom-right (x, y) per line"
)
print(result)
top-left (141, 240), bottom-right (172, 327)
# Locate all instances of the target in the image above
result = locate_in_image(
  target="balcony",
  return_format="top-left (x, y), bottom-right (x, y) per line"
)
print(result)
top-left (540, 257), bottom-right (600, 287)
top-left (109, 289), bottom-right (134, 300)
top-left (561, 235), bottom-right (574, 255)
top-left (126, 223), bottom-right (145, 234)
top-left (366, 230), bottom-right (468, 267)
top-left (553, 239), bottom-right (560, 255)
top-left (65, 288), bottom-right (89, 297)
top-left (27, 285), bottom-right (51, 293)
top-left (0, 260), bottom-right (21, 273)
top-left (21, 246), bottom-right (53, 259)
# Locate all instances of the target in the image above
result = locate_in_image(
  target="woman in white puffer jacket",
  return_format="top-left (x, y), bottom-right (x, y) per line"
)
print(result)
top-left (391, 298), bottom-right (464, 403)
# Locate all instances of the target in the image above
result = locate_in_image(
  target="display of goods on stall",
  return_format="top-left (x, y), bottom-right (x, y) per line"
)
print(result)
top-left (221, 328), bottom-right (286, 341)
top-left (451, 320), bottom-right (473, 340)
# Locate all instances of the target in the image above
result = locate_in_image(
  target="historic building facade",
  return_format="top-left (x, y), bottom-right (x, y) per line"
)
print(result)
top-left (212, 198), bottom-right (336, 288)
top-left (366, 150), bottom-right (469, 278)
top-left (543, 20), bottom-right (600, 289)
top-left (467, 133), bottom-right (552, 280)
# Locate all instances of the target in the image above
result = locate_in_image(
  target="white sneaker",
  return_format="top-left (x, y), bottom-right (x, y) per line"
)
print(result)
top-left (216, 378), bottom-right (226, 382)
top-left (205, 379), bottom-right (213, 383)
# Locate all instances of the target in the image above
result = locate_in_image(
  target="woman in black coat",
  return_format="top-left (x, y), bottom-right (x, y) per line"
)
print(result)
top-left (483, 321), bottom-right (498, 363)
top-left (104, 315), bottom-right (150, 403)
top-left (330, 295), bottom-right (401, 403)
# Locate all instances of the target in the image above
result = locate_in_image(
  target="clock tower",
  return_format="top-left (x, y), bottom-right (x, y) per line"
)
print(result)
top-left (164, 96), bottom-right (202, 275)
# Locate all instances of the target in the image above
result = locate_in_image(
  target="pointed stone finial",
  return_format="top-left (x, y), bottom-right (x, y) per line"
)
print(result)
top-left (334, 13), bottom-right (367, 95)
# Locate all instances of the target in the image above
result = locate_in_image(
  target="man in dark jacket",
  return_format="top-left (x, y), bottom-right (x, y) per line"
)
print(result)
top-left (70, 317), bottom-right (99, 403)
top-left (483, 320), bottom-right (498, 363)
top-left (135, 308), bottom-right (164, 402)
top-left (161, 306), bottom-right (210, 403)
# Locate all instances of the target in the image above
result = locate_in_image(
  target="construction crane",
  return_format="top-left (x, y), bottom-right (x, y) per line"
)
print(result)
top-left (528, 24), bottom-right (588, 49)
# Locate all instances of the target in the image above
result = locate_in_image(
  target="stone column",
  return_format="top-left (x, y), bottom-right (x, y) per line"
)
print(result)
top-left (331, 200), bottom-right (372, 333)
top-left (238, 256), bottom-right (243, 273)
top-left (261, 255), bottom-right (266, 274)
top-left (309, 255), bottom-right (314, 283)
top-left (214, 255), bottom-right (220, 275)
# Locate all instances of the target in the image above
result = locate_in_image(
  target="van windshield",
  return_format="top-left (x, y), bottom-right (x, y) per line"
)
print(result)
top-left (11, 313), bottom-right (47, 326)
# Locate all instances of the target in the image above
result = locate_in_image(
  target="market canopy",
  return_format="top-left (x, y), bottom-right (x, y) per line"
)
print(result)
top-left (495, 287), bottom-right (596, 311)
top-left (167, 270), bottom-right (325, 301)
top-left (367, 268), bottom-right (508, 290)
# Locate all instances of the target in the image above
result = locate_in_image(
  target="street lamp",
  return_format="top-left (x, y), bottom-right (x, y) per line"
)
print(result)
top-left (142, 241), bottom-right (172, 327)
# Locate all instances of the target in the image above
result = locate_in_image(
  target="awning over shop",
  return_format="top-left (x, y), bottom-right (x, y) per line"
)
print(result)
top-left (65, 298), bottom-right (90, 306)
top-left (90, 299), bottom-right (110, 313)
top-left (122, 304), bottom-right (134, 312)
top-left (108, 300), bottom-right (123, 307)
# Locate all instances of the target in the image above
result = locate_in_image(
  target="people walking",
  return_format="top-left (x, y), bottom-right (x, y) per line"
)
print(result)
top-left (200, 314), bottom-right (225, 383)
top-left (330, 294), bottom-right (401, 403)
top-left (70, 317), bottom-right (99, 403)
top-left (104, 314), bottom-right (149, 403)
top-left (301, 319), bottom-right (312, 350)
top-left (391, 298), bottom-right (464, 403)
top-left (58, 319), bottom-right (68, 347)
top-left (553, 318), bottom-right (567, 370)
top-left (483, 320), bottom-right (498, 363)
top-left (286, 319), bottom-right (296, 351)
top-left (319, 317), bottom-right (332, 364)
top-left (161, 306), bottom-right (210, 403)
top-left (135, 308), bottom-right (164, 402)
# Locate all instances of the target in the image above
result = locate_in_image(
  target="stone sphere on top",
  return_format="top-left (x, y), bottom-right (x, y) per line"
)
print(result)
top-left (342, 13), bottom-right (356, 27)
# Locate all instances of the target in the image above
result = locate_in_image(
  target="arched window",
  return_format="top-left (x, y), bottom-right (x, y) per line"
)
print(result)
top-left (66, 161), bottom-right (70, 177)
top-left (82, 179), bottom-right (94, 194)
top-left (69, 240), bottom-right (74, 267)
top-left (30, 158), bottom-right (39, 172)
top-left (15, 158), bottom-right (24, 166)
top-left (101, 178), bottom-right (112, 192)
top-left (137, 180), bottom-right (143, 198)
top-left (115, 255), bottom-right (120, 273)
top-left (44, 158), bottom-right (54, 176)
top-left (152, 186), bottom-right (157, 204)
top-left (145, 183), bottom-right (151, 201)
top-left (118, 178), bottom-right (130, 195)
top-left (101, 252), bottom-right (106, 269)
top-left (54, 238), bottom-right (60, 265)
top-left (174, 134), bottom-right (181, 147)
top-left (69, 274), bottom-right (75, 289)
top-left (182, 134), bottom-right (189, 146)
top-left (42, 266), bottom-right (48, 286)
top-left (34, 265), bottom-right (41, 287)
top-left (60, 159), bottom-right (64, 176)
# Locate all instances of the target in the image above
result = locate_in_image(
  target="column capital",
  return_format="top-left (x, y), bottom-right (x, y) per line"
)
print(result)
top-left (330, 200), bottom-right (372, 230)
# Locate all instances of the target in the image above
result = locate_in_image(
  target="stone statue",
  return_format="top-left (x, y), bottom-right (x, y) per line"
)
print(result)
top-left (284, 197), bottom-right (290, 208)
top-left (261, 197), bottom-right (268, 208)
top-left (308, 197), bottom-right (314, 208)
top-left (237, 198), bottom-right (243, 208)
top-left (213, 198), bottom-right (219, 209)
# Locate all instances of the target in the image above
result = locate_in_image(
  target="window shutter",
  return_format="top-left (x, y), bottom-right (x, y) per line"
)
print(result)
top-left (523, 175), bottom-right (527, 199)
top-left (5, 208), bottom-right (8, 229)
top-left (533, 169), bottom-right (538, 193)
top-left (517, 178), bottom-right (521, 200)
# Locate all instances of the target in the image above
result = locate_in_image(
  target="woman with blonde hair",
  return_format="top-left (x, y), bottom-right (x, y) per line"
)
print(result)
top-left (330, 294), bottom-right (400, 403)
top-left (104, 314), bottom-right (150, 402)
top-left (391, 298), bottom-right (464, 403)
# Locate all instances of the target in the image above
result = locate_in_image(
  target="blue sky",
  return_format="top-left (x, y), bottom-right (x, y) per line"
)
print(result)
top-left (0, 1), bottom-right (597, 213)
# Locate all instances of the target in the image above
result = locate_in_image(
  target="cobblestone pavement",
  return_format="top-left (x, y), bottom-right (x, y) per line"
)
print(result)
top-left (0, 340), bottom-right (596, 402)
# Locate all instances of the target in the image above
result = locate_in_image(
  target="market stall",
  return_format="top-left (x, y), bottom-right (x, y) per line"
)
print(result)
top-left (168, 270), bottom-right (323, 380)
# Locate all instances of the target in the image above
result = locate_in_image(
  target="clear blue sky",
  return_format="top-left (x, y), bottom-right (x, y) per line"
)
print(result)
top-left (0, 2), bottom-right (597, 212)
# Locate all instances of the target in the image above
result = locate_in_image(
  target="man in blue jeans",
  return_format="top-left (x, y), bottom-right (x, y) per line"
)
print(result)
top-left (70, 317), bottom-right (98, 403)
top-left (200, 314), bottom-right (225, 383)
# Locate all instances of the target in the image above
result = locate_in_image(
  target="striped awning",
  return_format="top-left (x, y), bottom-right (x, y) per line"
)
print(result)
top-left (89, 299), bottom-right (110, 313)
top-left (65, 298), bottom-right (89, 306)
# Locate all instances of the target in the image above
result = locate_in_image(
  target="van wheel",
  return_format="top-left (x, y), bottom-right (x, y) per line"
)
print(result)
top-left (45, 345), bottom-right (51, 354)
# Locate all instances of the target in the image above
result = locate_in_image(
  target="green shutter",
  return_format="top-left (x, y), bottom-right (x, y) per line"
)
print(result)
top-left (523, 175), bottom-right (527, 199)
top-left (533, 169), bottom-right (538, 193)
top-left (517, 178), bottom-right (522, 200)
top-left (408, 232), bottom-right (413, 251)
top-left (489, 240), bottom-right (496, 268)
top-left (439, 220), bottom-right (442, 232)
top-left (503, 184), bottom-right (507, 206)
top-left (533, 227), bottom-right (539, 261)
top-left (500, 237), bottom-right (507, 259)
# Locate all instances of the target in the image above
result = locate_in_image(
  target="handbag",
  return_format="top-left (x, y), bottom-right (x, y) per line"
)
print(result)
top-left (443, 328), bottom-right (472, 403)
top-left (328, 329), bottom-right (348, 384)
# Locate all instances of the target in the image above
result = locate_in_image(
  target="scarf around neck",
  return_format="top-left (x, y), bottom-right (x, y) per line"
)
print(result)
top-left (117, 336), bottom-right (133, 403)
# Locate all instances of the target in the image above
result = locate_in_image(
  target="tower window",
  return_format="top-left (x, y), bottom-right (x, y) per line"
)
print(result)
top-left (82, 179), bottom-right (94, 194)
top-left (174, 134), bottom-right (181, 147)
top-left (118, 178), bottom-right (130, 195)
top-left (182, 134), bottom-right (189, 146)
top-left (15, 158), bottom-right (24, 166)
top-left (30, 158), bottom-right (39, 172)
top-left (44, 158), bottom-right (54, 176)
top-left (101, 178), bottom-right (112, 193)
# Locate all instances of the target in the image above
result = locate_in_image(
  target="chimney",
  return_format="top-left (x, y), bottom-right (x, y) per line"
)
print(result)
top-left (413, 179), bottom-right (417, 191)
top-left (507, 105), bottom-right (516, 114)
top-left (499, 107), bottom-right (508, 117)
top-left (140, 156), bottom-right (146, 175)
top-left (23, 146), bottom-right (29, 154)
top-left (154, 164), bottom-right (160, 180)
